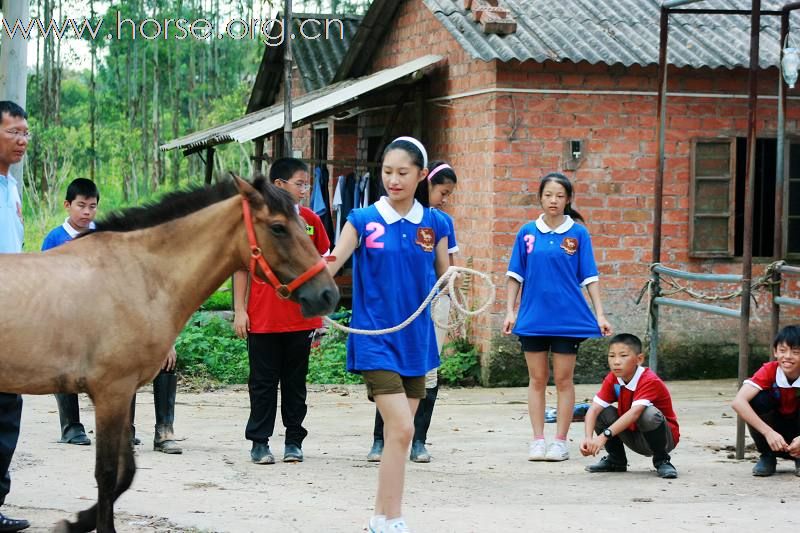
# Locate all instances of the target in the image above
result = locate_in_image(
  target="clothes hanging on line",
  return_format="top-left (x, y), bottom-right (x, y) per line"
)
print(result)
top-left (312, 166), bottom-right (335, 244)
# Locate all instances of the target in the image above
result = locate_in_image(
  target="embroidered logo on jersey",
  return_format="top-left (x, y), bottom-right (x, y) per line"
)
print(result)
top-left (416, 227), bottom-right (435, 252)
top-left (560, 237), bottom-right (578, 255)
top-left (306, 223), bottom-right (314, 236)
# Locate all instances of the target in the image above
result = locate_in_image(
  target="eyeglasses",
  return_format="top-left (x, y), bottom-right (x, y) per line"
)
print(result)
top-left (280, 179), bottom-right (309, 191)
top-left (3, 129), bottom-right (31, 141)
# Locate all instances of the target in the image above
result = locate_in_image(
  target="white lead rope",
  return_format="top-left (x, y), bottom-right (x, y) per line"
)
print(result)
top-left (323, 266), bottom-right (496, 335)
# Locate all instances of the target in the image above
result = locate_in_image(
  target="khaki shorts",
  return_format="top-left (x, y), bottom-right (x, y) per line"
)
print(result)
top-left (362, 370), bottom-right (426, 402)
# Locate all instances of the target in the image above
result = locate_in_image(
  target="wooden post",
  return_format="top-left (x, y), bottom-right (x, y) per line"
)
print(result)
top-left (283, 0), bottom-right (293, 158)
top-left (204, 146), bottom-right (215, 186)
top-left (254, 137), bottom-right (265, 176)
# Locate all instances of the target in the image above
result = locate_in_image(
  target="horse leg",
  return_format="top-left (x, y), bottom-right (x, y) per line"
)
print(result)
top-left (54, 392), bottom-right (135, 533)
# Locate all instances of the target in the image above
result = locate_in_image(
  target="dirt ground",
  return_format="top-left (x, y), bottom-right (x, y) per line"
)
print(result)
top-left (3, 380), bottom-right (797, 532)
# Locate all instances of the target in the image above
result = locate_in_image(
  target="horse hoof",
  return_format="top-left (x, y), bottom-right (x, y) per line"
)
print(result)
top-left (52, 519), bottom-right (71, 533)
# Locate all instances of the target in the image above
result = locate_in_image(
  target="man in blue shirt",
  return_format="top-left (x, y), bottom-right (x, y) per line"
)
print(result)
top-left (0, 100), bottom-right (31, 532)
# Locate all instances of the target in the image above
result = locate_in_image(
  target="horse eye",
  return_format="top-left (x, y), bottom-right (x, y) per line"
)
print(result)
top-left (270, 224), bottom-right (288, 237)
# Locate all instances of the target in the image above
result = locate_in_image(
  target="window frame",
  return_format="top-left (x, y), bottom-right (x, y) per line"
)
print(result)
top-left (689, 137), bottom-right (737, 258)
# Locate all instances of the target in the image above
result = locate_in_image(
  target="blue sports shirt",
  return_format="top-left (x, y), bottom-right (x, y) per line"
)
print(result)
top-left (346, 197), bottom-right (450, 376)
top-left (41, 218), bottom-right (96, 251)
top-left (506, 214), bottom-right (602, 338)
top-left (436, 209), bottom-right (459, 254)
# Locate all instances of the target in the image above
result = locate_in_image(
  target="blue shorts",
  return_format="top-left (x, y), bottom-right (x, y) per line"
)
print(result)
top-left (519, 336), bottom-right (585, 355)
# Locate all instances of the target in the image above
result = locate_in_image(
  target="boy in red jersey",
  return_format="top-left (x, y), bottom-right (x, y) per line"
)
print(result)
top-left (580, 333), bottom-right (679, 478)
top-left (733, 325), bottom-right (800, 476)
top-left (233, 159), bottom-right (330, 464)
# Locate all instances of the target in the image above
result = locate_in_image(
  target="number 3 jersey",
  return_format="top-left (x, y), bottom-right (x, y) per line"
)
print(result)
top-left (346, 197), bottom-right (450, 376)
top-left (506, 214), bottom-right (602, 338)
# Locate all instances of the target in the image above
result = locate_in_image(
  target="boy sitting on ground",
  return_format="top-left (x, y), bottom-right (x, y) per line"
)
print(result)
top-left (732, 324), bottom-right (800, 477)
top-left (580, 333), bottom-right (679, 478)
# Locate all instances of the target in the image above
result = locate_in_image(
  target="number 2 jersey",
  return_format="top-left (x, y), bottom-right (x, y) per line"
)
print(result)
top-left (346, 197), bottom-right (450, 376)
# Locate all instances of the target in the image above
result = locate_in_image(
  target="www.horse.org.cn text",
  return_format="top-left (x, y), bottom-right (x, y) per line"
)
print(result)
top-left (1, 12), bottom-right (346, 46)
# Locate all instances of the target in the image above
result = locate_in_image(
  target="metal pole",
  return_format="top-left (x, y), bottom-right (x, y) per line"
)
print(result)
top-left (650, 6), bottom-right (670, 371)
top-left (662, 0), bottom-right (706, 7)
top-left (283, 0), bottom-right (293, 158)
top-left (773, 10), bottom-right (789, 343)
top-left (736, 0), bottom-right (761, 461)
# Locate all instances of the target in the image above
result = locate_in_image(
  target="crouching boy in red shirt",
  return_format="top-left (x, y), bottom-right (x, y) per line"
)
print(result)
top-left (732, 324), bottom-right (800, 477)
top-left (580, 333), bottom-right (679, 478)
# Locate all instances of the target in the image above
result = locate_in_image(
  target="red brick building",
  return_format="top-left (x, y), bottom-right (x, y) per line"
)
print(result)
top-left (164, 0), bottom-right (800, 378)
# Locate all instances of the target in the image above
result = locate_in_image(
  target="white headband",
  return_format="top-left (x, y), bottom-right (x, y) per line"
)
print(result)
top-left (392, 136), bottom-right (428, 169)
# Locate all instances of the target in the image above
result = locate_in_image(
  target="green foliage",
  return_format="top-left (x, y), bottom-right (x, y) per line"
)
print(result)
top-left (199, 280), bottom-right (233, 311)
top-left (439, 337), bottom-right (481, 386)
top-left (175, 312), bottom-right (248, 385)
top-left (307, 310), bottom-right (363, 385)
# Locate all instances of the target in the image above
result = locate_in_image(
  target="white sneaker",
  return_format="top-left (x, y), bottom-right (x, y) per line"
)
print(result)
top-left (545, 440), bottom-right (570, 461)
top-left (528, 439), bottom-right (547, 461)
top-left (368, 515), bottom-right (386, 533)
top-left (385, 518), bottom-right (411, 533)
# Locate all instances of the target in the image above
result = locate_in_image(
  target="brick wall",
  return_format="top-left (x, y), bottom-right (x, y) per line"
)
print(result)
top-left (489, 60), bottom-right (800, 347)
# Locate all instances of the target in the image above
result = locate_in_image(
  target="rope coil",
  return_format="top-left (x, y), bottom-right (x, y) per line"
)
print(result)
top-left (323, 266), bottom-right (496, 336)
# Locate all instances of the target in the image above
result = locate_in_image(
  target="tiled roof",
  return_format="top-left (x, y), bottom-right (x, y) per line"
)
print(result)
top-left (248, 13), bottom-right (361, 113)
top-left (423, 0), bottom-right (800, 69)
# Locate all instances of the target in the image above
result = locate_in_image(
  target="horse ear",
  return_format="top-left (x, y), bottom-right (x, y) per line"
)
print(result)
top-left (231, 173), bottom-right (265, 210)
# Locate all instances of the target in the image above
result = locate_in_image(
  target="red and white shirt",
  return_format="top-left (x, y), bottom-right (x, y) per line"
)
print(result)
top-left (247, 205), bottom-right (330, 333)
top-left (744, 361), bottom-right (800, 417)
top-left (594, 366), bottom-right (680, 445)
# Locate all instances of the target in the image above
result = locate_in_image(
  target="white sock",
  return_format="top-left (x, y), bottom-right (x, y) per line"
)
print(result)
top-left (369, 515), bottom-right (386, 530)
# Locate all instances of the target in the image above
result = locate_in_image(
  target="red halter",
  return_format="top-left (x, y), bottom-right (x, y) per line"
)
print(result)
top-left (241, 198), bottom-right (327, 300)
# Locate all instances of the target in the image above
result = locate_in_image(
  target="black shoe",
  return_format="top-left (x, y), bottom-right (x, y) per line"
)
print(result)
top-left (795, 459), bottom-right (800, 477)
top-left (410, 440), bottom-right (431, 463)
top-left (0, 513), bottom-right (29, 532)
top-left (283, 443), bottom-right (303, 463)
top-left (367, 439), bottom-right (384, 462)
top-left (585, 455), bottom-right (627, 473)
top-left (752, 455), bottom-right (777, 477)
top-left (250, 442), bottom-right (275, 464)
top-left (655, 459), bottom-right (678, 479)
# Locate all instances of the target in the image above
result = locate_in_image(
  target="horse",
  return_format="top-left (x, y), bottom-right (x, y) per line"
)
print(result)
top-left (0, 176), bottom-right (339, 532)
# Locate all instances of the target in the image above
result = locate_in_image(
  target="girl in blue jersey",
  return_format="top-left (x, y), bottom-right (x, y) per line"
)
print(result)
top-left (503, 172), bottom-right (612, 463)
top-left (367, 161), bottom-right (459, 464)
top-left (327, 137), bottom-right (450, 533)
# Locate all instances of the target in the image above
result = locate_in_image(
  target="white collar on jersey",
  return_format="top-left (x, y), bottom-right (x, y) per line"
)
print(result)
top-left (375, 196), bottom-right (423, 224)
top-left (62, 217), bottom-right (96, 239)
top-left (535, 213), bottom-right (574, 234)
top-left (775, 366), bottom-right (800, 388)
top-left (617, 365), bottom-right (646, 390)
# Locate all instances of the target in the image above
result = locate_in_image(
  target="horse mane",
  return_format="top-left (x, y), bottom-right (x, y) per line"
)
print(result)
top-left (93, 177), bottom-right (296, 233)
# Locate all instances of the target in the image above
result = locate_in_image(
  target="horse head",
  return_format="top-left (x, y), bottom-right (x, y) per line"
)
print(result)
top-left (233, 174), bottom-right (339, 318)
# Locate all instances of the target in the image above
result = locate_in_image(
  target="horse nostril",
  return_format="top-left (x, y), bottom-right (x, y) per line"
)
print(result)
top-left (321, 287), bottom-right (339, 309)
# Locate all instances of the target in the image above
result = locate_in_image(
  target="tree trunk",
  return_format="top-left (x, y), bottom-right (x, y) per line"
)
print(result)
top-left (0, 0), bottom-right (30, 183)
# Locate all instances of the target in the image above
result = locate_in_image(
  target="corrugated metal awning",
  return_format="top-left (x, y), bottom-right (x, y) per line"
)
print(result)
top-left (161, 54), bottom-right (443, 153)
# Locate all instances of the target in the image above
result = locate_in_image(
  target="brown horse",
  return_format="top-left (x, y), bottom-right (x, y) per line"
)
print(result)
top-left (0, 176), bottom-right (338, 532)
